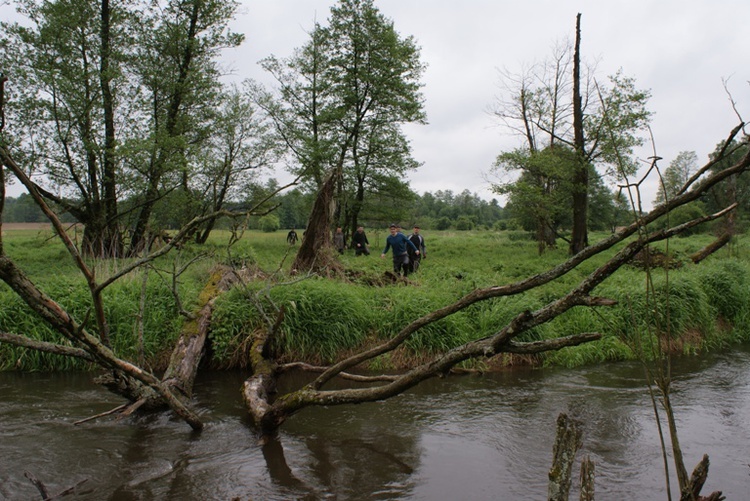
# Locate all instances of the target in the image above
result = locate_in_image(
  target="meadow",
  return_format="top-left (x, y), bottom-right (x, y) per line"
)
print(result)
top-left (2, 225), bottom-right (750, 372)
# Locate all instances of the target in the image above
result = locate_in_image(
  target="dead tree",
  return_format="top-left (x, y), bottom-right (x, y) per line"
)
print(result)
top-left (291, 167), bottom-right (343, 275)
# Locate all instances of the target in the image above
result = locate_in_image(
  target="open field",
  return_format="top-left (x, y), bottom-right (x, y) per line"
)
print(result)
top-left (1, 222), bottom-right (52, 230)
top-left (2, 228), bottom-right (750, 371)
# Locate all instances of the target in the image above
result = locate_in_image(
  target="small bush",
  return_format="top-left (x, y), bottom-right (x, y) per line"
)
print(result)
top-left (259, 214), bottom-right (280, 232)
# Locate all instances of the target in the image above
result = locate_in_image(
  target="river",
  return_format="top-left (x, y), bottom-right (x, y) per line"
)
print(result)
top-left (2, 346), bottom-right (749, 500)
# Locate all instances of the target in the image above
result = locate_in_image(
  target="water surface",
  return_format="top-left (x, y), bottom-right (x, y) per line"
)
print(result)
top-left (2, 347), bottom-right (749, 500)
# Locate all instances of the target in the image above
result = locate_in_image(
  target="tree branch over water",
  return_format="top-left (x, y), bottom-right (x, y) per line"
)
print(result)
top-left (243, 125), bottom-right (749, 436)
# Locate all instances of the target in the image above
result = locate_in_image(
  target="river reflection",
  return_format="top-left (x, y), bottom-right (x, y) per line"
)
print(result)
top-left (1, 346), bottom-right (749, 500)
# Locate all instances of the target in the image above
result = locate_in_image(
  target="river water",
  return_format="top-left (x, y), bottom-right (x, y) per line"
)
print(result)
top-left (2, 346), bottom-right (749, 500)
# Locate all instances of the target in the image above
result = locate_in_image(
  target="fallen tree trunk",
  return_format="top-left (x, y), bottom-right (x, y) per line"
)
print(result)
top-left (161, 265), bottom-right (239, 398)
top-left (96, 266), bottom-right (241, 413)
top-left (690, 233), bottom-right (731, 264)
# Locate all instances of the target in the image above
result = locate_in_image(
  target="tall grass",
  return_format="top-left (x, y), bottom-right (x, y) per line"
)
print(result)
top-left (3, 227), bottom-right (750, 371)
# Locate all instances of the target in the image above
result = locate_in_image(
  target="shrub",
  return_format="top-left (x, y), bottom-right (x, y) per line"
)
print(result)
top-left (455, 216), bottom-right (474, 230)
top-left (436, 217), bottom-right (451, 230)
top-left (259, 214), bottom-right (280, 233)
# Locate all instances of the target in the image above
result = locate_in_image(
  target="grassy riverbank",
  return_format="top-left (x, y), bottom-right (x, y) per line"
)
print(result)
top-left (2, 226), bottom-right (750, 371)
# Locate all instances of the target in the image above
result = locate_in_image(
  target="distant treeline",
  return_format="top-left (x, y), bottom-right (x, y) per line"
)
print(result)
top-left (2, 182), bottom-right (660, 234)
top-left (1, 187), bottom-right (506, 231)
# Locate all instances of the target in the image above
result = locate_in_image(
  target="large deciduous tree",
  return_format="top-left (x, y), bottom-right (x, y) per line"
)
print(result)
top-left (0, 0), bottom-right (243, 257)
top-left (251, 0), bottom-right (425, 273)
top-left (189, 87), bottom-right (282, 244)
top-left (124, 0), bottom-right (243, 255)
top-left (1, 0), bottom-right (126, 256)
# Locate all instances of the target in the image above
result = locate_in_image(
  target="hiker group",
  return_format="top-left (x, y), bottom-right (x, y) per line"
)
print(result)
top-left (380, 223), bottom-right (426, 276)
top-left (295, 223), bottom-right (427, 277)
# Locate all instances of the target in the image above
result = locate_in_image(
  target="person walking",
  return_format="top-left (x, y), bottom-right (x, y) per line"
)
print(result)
top-left (407, 225), bottom-right (426, 273)
top-left (381, 223), bottom-right (419, 276)
top-left (351, 225), bottom-right (370, 256)
top-left (333, 226), bottom-right (345, 254)
top-left (286, 229), bottom-right (298, 245)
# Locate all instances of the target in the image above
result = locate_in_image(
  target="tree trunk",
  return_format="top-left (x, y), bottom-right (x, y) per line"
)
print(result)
top-left (99, 0), bottom-right (121, 258)
top-left (548, 413), bottom-right (582, 501)
top-left (690, 233), bottom-right (731, 264)
top-left (291, 168), bottom-right (343, 274)
top-left (536, 216), bottom-right (557, 255)
top-left (570, 13), bottom-right (589, 255)
top-left (161, 266), bottom-right (239, 397)
top-left (579, 456), bottom-right (595, 501)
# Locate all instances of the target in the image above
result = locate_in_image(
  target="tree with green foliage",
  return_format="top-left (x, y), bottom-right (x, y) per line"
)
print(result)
top-left (274, 188), bottom-right (314, 231)
top-left (1, 0), bottom-right (126, 256)
top-left (0, 0), bottom-right (244, 257)
top-left (490, 15), bottom-right (651, 254)
top-left (124, 0), bottom-right (243, 255)
top-left (654, 151), bottom-right (699, 206)
top-left (189, 87), bottom-right (281, 244)
top-left (259, 214), bottom-right (280, 233)
top-left (253, 0), bottom-right (425, 273)
top-left (0, 193), bottom-right (44, 222)
top-left (495, 147), bottom-right (577, 252)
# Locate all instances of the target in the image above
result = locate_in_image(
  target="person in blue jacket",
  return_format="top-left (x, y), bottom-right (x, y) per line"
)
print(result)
top-left (380, 223), bottom-right (419, 276)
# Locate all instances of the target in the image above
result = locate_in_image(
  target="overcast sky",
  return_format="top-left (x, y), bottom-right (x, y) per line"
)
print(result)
top-left (3, 1), bottom-right (749, 209)
top-left (224, 0), bottom-right (749, 209)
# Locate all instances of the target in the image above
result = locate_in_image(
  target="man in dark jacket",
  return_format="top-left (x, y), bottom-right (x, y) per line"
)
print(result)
top-left (381, 223), bottom-right (419, 276)
top-left (407, 225), bottom-right (426, 273)
top-left (351, 226), bottom-right (370, 256)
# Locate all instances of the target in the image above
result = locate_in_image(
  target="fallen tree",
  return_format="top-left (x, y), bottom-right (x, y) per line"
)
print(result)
top-left (0, 143), bottom-right (286, 429)
top-left (241, 124), bottom-right (749, 436)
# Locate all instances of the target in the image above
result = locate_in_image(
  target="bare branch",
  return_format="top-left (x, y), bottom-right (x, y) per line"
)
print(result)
top-left (73, 403), bottom-right (129, 425)
top-left (278, 362), bottom-right (399, 382)
top-left (310, 145), bottom-right (750, 391)
top-left (0, 331), bottom-right (94, 361)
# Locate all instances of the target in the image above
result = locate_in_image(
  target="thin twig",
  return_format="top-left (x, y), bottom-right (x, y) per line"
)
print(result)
top-left (73, 403), bottom-right (129, 425)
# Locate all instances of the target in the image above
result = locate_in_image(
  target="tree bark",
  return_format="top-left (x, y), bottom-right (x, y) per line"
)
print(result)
top-left (570, 12), bottom-right (589, 255)
top-left (548, 413), bottom-right (582, 501)
top-left (689, 233), bottom-right (731, 264)
top-left (161, 266), bottom-right (239, 398)
top-left (291, 167), bottom-right (343, 274)
top-left (579, 456), bottom-right (595, 501)
top-left (98, 0), bottom-right (122, 258)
